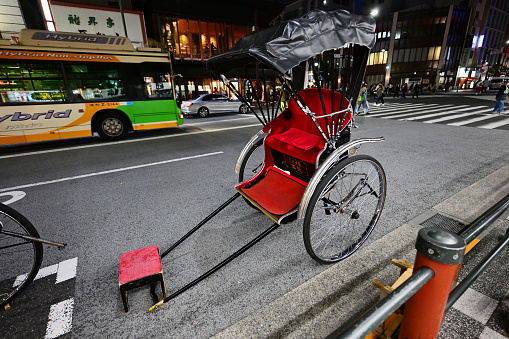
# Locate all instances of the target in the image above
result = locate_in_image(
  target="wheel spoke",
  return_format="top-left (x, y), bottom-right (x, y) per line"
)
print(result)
top-left (303, 155), bottom-right (386, 264)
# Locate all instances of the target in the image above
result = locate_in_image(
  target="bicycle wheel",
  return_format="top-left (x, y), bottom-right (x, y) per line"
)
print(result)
top-left (0, 203), bottom-right (43, 307)
top-left (303, 155), bottom-right (386, 264)
top-left (238, 140), bottom-right (265, 209)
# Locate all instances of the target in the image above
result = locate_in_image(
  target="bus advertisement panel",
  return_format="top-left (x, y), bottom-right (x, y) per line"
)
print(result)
top-left (0, 29), bottom-right (183, 145)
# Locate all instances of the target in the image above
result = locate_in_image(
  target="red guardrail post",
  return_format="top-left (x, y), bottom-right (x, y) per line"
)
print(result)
top-left (398, 228), bottom-right (466, 339)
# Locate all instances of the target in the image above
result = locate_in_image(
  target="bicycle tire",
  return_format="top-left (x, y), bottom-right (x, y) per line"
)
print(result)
top-left (0, 203), bottom-right (43, 307)
top-left (303, 155), bottom-right (386, 264)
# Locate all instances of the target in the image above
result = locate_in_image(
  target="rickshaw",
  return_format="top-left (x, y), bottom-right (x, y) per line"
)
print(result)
top-left (120, 9), bottom-right (387, 313)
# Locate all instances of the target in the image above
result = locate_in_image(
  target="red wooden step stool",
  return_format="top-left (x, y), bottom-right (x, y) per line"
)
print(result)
top-left (119, 245), bottom-right (166, 313)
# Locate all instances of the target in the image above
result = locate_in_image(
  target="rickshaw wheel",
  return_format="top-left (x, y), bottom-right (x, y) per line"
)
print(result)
top-left (303, 155), bottom-right (386, 264)
top-left (238, 140), bottom-right (265, 210)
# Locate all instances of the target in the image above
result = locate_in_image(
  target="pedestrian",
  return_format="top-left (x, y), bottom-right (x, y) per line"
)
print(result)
top-left (375, 82), bottom-right (385, 106)
top-left (482, 78), bottom-right (490, 93)
top-left (401, 83), bottom-right (408, 98)
top-left (492, 81), bottom-right (507, 114)
top-left (412, 82), bottom-right (420, 98)
top-left (356, 82), bottom-right (369, 115)
top-left (393, 84), bottom-right (400, 98)
top-left (475, 81), bottom-right (482, 95)
top-left (445, 80), bottom-right (450, 93)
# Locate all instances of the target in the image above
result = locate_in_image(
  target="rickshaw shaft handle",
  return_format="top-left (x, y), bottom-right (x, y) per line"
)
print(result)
top-left (160, 192), bottom-right (241, 259)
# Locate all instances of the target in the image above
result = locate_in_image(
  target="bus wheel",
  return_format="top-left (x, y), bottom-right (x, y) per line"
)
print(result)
top-left (197, 107), bottom-right (209, 118)
top-left (95, 113), bottom-right (129, 141)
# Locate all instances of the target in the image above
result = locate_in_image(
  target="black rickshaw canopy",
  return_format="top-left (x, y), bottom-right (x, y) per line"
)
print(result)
top-left (207, 9), bottom-right (376, 78)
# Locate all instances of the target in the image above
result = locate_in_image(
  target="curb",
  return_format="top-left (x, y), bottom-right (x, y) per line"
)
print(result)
top-left (213, 163), bottom-right (509, 338)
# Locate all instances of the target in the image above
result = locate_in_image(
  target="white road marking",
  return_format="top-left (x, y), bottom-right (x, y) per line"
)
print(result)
top-left (478, 116), bottom-right (509, 129)
top-left (56, 257), bottom-right (78, 284)
top-left (45, 298), bottom-right (74, 339)
top-left (13, 257), bottom-right (78, 287)
top-left (0, 191), bottom-right (26, 205)
top-left (423, 108), bottom-right (494, 123)
top-left (0, 152), bottom-right (223, 192)
top-left (448, 114), bottom-right (501, 126)
top-left (0, 123), bottom-right (259, 160)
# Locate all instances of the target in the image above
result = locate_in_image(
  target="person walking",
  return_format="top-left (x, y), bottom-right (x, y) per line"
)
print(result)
top-left (375, 82), bottom-right (385, 106)
top-left (412, 82), bottom-right (420, 98)
top-left (393, 84), bottom-right (400, 98)
top-left (401, 83), bottom-right (408, 98)
top-left (482, 78), bottom-right (490, 94)
top-left (356, 82), bottom-right (369, 115)
top-left (492, 81), bottom-right (507, 114)
top-left (475, 81), bottom-right (482, 95)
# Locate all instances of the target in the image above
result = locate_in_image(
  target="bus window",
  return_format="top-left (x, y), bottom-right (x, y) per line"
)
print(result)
top-left (0, 62), bottom-right (66, 103)
top-left (65, 63), bottom-right (125, 101)
top-left (143, 72), bottom-right (174, 99)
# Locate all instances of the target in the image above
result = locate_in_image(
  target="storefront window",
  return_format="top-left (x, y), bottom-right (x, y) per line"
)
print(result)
top-left (177, 19), bottom-right (191, 59)
top-left (234, 25), bottom-right (246, 45)
top-left (200, 21), bottom-right (209, 59)
top-left (188, 20), bottom-right (201, 60)
top-left (209, 22), bottom-right (218, 56)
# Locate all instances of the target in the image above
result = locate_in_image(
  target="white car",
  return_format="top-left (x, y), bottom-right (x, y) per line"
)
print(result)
top-left (180, 94), bottom-right (249, 117)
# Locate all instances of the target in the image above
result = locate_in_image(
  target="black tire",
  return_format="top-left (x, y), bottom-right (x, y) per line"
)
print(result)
top-left (239, 104), bottom-right (249, 114)
top-left (197, 107), bottom-right (209, 118)
top-left (238, 140), bottom-right (264, 209)
top-left (303, 155), bottom-right (386, 264)
top-left (0, 203), bottom-right (43, 308)
top-left (95, 112), bottom-right (129, 141)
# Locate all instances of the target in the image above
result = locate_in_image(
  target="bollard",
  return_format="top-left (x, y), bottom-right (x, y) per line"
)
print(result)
top-left (398, 228), bottom-right (466, 339)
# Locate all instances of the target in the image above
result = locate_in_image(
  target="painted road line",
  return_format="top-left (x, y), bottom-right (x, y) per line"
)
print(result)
top-left (0, 191), bottom-right (26, 205)
top-left (0, 152), bottom-right (223, 192)
top-left (0, 124), bottom-right (258, 160)
top-left (374, 105), bottom-right (441, 118)
top-left (448, 114), bottom-right (503, 126)
top-left (380, 104), bottom-right (454, 119)
top-left (45, 298), bottom-right (74, 339)
top-left (13, 257), bottom-right (78, 287)
top-left (424, 108), bottom-right (494, 123)
top-left (478, 117), bottom-right (509, 129)
top-left (402, 106), bottom-right (482, 121)
top-left (56, 257), bottom-right (78, 284)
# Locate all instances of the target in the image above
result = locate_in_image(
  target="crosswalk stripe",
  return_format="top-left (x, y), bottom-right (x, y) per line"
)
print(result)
top-left (402, 106), bottom-right (484, 121)
top-left (448, 114), bottom-right (503, 126)
top-left (386, 105), bottom-right (461, 120)
top-left (362, 102), bottom-right (509, 129)
top-left (372, 104), bottom-right (441, 118)
top-left (424, 108), bottom-right (494, 123)
top-left (479, 117), bottom-right (509, 129)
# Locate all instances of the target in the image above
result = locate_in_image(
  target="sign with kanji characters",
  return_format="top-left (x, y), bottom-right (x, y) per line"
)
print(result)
top-left (50, 3), bottom-right (146, 47)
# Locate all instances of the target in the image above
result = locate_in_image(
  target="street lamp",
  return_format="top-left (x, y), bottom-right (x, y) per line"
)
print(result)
top-left (370, 9), bottom-right (379, 17)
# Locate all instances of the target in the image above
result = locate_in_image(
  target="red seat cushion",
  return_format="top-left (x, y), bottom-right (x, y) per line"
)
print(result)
top-left (119, 245), bottom-right (161, 284)
top-left (239, 168), bottom-right (306, 215)
top-left (273, 127), bottom-right (323, 150)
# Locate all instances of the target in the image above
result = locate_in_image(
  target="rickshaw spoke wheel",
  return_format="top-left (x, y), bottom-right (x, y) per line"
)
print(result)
top-left (303, 155), bottom-right (386, 264)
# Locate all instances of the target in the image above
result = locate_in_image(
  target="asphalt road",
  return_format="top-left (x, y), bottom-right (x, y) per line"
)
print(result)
top-left (1, 93), bottom-right (508, 338)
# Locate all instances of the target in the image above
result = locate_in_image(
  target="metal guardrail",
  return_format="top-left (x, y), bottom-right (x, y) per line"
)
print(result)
top-left (335, 194), bottom-right (509, 339)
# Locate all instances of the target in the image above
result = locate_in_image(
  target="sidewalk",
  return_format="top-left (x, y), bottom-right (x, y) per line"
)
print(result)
top-left (212, 164), bottom-right (509, 339)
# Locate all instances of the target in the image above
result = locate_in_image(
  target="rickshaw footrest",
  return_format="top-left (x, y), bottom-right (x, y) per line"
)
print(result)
top-left (119, 245), bottom-right (167, 313)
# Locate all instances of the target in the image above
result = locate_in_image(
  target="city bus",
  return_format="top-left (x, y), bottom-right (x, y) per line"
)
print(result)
top-left (0, 29), bottom-right (183, 145)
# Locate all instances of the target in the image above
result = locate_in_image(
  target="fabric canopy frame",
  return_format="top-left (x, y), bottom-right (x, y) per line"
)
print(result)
top-left (207, 9), bottom-right (376, 78)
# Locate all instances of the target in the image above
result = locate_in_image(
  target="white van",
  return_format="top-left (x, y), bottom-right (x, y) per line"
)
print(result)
top-left (489, 77), bottom-right (509, 90)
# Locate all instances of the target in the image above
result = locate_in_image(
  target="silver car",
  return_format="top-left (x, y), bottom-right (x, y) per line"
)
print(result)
top-left (180, 94), bottom-right (249, 117)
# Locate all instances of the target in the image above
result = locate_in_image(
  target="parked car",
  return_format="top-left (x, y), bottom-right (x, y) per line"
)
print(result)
top-left (488, 77), bottom-right (509, 90)
top-left (180, 93), bottom-right (249, 117)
